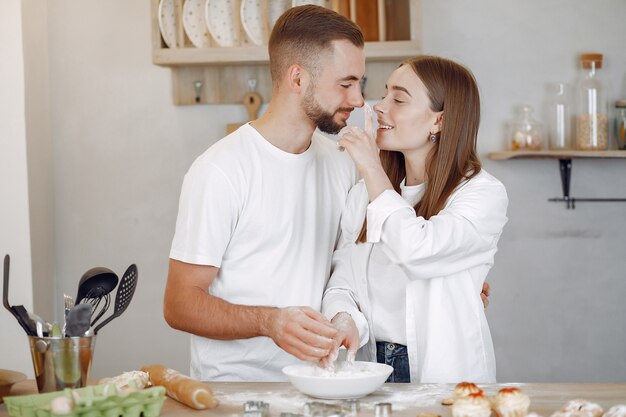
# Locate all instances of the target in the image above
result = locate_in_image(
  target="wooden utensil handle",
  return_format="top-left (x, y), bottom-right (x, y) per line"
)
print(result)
top-left (243, 92), bottom-right (263, 121)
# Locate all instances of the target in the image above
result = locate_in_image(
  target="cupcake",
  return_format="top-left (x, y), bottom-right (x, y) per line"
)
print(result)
top-left (492, 387), bottom-right (531, 417)
top-left (562, 400), bottom-right (604, 417)
top-left (455, 382), bottom-right (484, 398)
top-left (442, 382), bottom-right (484, 406)
top-left (603, 406), bottom-right (626, 417)
top-left (452, 392), bottom-right (492, 417)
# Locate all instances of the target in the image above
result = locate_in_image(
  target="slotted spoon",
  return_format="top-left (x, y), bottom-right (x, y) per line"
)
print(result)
top-left (94, 264), bottom-right (138, 334)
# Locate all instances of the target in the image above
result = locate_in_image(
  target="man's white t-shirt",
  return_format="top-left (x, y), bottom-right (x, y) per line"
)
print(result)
top-left (170, 124), bottom-right (356, 381)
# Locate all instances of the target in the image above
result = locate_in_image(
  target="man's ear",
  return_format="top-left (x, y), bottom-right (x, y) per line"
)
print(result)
top-left (432, 111), bottom-right (444, 134)
top-left (287, 64), bottom-right (305, 92)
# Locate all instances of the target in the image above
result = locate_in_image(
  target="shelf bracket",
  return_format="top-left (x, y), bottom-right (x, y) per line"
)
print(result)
top-left (547, 158), bottom-right (626, 209)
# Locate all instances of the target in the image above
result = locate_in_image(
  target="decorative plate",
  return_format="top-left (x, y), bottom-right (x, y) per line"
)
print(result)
top-left (183, 0), bottom-right (211, 48)
top-left (241, 0), bottom-right (266, 46)
top-left (291, 0), bottom-right (332, 8)
top-left (158, 0), bottom-right (178, 48)
top-left (266, 0), bottom-right (291, 32)
top-left (205, 0), bottom-right (241, 47)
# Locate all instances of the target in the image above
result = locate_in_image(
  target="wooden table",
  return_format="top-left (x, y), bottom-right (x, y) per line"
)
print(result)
top-left (2, 381), bottom-right (625, 417)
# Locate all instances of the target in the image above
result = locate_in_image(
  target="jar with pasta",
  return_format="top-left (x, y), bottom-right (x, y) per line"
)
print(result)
top-left (576, 53), bottom-right (608, 150)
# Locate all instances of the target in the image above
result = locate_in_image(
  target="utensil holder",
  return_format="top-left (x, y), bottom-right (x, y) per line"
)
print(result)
top-left (28, 335), bottom-right (96, 393)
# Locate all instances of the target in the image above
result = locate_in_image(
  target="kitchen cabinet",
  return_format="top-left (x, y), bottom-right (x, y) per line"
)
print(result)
top-left (3, 380), bottom-right (626, 417)
top-left (489, 150), bottom-right (626, 209)
top-left (150, 0), bottom-right (421, 105)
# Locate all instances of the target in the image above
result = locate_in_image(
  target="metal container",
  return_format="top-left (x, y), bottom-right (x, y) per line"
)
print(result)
top-left (28, 335), bottom-right (96, 393)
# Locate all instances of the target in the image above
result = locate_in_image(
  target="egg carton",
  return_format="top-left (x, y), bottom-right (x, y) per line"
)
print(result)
top-left (4, 384), bottom-right (166, 417)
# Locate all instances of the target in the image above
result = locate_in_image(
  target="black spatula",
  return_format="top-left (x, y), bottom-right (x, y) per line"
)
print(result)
top-left (3, 254), bottom-right (36, 336)
top-left (94, 264), bottom-right (138, 334)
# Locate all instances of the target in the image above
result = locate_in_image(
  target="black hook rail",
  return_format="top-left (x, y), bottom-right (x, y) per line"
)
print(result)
top-left (548, 159), bottom-right (626, 209)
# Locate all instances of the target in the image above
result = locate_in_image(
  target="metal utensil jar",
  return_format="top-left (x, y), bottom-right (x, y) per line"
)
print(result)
top-left (28, 335), bottom-right (96, 393)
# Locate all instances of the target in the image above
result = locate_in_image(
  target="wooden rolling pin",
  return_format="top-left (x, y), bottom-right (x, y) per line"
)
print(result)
top-left (141, 364), bottom-right (219, 410)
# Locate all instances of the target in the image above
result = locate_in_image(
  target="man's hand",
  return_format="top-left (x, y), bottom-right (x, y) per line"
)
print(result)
top-left (481, 281), bottom-right (490, 309)
top-left (319, 312), bottom-right (359, 369)
top-left (265, 307), bottom-right (338, 362)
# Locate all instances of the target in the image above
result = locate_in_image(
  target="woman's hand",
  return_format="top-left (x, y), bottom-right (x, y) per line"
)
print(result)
top-left (337, 126), bottom-right (383, 176)
top-left (318, 312), bottom-right (359, 370)
top-left (338, 107), bottom-right (394, 201)
top-left (337, 104), bottom-right (379, 177)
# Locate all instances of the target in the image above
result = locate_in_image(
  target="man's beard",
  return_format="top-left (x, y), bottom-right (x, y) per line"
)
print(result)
top-left (302, 83), bottom-right (353, 135)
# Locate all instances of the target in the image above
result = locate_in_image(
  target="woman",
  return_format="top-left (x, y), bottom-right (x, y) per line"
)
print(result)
top-left (322, 55), bottom-right (508, 383)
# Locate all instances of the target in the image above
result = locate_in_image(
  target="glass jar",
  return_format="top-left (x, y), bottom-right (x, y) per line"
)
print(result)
top-left (510, 105), bottom-right (543, 150)
top-left (615, 100), bottom-right (626, 150)
top-left (576, 53), bottom-right (608, 150)
top-left (547, 83), bottom-right (571, 149)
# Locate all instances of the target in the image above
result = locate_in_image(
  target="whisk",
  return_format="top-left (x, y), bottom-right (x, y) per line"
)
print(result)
top-left (75, 266), bottom-right (119, 327)
top-left (81, 287), bottom-right (112, 326)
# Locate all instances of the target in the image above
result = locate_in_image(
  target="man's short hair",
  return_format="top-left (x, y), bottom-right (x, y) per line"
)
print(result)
top-left (268, 5), bottom-right (364, 84)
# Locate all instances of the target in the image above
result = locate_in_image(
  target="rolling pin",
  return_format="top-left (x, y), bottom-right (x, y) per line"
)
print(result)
top-left (141, 364), bottom-right (219, 410)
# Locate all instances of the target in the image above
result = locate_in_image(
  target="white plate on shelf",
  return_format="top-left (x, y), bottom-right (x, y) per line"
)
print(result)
top-left (240, 0), bottom-right (266, 46)
top-left (266, 0), bottom-right (291, 32)
top-left (183, 0), bottom-right (212, 48)
top-left (291, 0), bottom-right (332, 9)
top-left (205, 0), bottom-right (241, 47)
top-left (158, 0), bottom-right (179, 48)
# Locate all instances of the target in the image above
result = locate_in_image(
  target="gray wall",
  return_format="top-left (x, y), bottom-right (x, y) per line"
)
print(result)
top-left (3, 0), bottom-right (625, 382)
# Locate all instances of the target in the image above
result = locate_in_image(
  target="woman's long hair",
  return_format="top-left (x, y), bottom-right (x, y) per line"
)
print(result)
top-left (357, 55), bottom-right (482, 243)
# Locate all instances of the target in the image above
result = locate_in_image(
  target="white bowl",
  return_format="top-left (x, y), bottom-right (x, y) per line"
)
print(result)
top-left (282, 361), bottom-right (393, 399)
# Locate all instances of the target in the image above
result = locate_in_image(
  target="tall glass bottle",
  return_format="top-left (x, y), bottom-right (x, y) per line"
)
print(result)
top-left (576, 53), bottom-right (608, 150)
top-left (547, 83), bottom-right (571, 149)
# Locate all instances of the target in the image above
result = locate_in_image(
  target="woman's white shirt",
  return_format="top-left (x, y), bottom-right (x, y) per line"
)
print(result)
top-left (323, 169), bottom-right (508, 383)
top-left (369, 181), bottom-right (424, 345)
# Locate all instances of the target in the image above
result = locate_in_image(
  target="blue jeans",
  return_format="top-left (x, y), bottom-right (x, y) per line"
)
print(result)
top-left (376, 341), bottom-right (411, 383)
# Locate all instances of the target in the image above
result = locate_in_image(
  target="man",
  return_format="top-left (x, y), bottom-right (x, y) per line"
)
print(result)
top-left (164, 5), bottom-right (366, 381)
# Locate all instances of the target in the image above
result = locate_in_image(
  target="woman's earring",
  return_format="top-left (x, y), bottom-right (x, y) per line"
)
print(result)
top-left (430, 134), bottom-right (437, 143)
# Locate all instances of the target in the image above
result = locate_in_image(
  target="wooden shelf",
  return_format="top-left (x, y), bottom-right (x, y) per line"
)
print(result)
top-left (488, 149), bottom-right (626, 209)
top-left (152, 41), bottom-right (421, 67)
top-left (150, 0), bottom-right (421, 105)
top-left (488, 150), bottom-right (626, 160)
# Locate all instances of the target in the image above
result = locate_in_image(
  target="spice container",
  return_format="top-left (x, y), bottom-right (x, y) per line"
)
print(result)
top-left (510, 105), bottom-right (543, 150)
top-left (615, 100), bottom-right (626, 150)
top-left (547, 83), bottom-right (571, 149)
top-left (576, 53), bottom-right (608, 150)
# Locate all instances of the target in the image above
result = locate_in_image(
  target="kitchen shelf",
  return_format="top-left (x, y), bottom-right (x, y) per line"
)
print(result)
top-left (488, 150), bottom-right (626, 160)
top-left (488, 149), bottom-right (626, 209)
top-left (150, 0), bottom-right (421, 105)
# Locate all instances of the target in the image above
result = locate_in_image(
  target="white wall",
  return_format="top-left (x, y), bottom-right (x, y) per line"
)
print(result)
top-left (22, 0), bottom-right (55, 326)
top-left (5, 0), bottom-right (626, 381)
top-left (0, 0), bottom-right (35, 375)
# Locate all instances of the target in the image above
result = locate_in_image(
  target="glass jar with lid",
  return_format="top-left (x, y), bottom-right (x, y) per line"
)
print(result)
top-left (576, 53), bottom-right (608, 150)
top-left (510, 105), bottom-right (543, 150)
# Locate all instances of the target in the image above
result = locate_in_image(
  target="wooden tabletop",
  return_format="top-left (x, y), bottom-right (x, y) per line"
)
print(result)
top-left (2, 380), bottom-right (626, 417)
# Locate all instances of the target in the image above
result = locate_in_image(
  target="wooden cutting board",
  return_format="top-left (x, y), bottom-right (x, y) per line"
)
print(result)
top-left (226, 91), bottom-right (263, 134)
